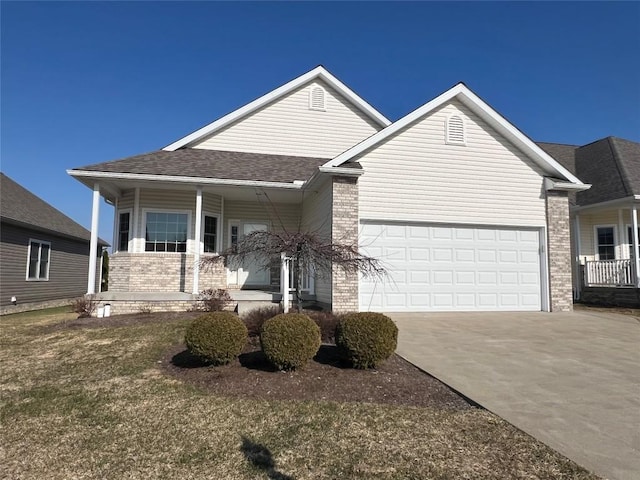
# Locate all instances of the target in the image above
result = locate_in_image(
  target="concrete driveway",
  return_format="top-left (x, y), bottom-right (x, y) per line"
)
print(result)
top-left (391, 310), bottom-right (640, 480)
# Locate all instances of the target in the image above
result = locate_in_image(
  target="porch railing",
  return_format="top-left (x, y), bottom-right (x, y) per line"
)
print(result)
top-left (584, 259), bottom-right (635, 287)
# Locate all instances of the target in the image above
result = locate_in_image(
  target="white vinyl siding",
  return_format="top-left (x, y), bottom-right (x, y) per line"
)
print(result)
top-left (223, 201), bottom-right (301, 249)
top-left (301, 178), bottom-right (333, 305)
top-left (577, 209), bottom-right (628, 262)
top-left (356, 100), bottom-right (548, 227)
top-left (191, 80), bottom-right (381, 158)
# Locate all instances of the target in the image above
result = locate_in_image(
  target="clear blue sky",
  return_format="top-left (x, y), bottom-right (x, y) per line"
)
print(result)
top-left (2, 1), bottom-right (639, 245)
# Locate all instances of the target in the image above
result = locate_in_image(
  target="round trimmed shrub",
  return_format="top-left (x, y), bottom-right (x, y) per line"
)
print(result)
top-left (185, 312), bottom-right (248, 365)
top-left (336, 312), bottom-right (398, 369)
top-left (260, 313), bottom-right (321, 370)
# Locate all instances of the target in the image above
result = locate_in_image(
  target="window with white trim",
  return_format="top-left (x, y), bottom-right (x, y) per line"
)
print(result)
top-left (27, 240), bottom-right (50, 280)
top-left (117, 211), bottom-right (131, 252)
top-left (596, 226), bottom-right (615, 260)
top-left (309, 85), bottom-right (326, 111)
top-left (203, 215), bottom-right (218, 253)
top-left (446, 114), bottom-right (465, 145)
top-left (144, 212), bottom-right (188, 252)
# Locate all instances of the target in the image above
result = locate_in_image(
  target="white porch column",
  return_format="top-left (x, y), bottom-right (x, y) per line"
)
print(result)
top-left (574, 214), bottom-right (582, 298)
top-left (281, 252), bottom-right (289, 313)
top-left (192, 188), bottom-right (203, 294)
top-left (633, 204), bottom-right (640, 287)
top-left (112, 197), bottom-right (119, 250)
top-left (87, 183), bottom-right (100, 294)
top-left (132, 187), bottom-right (140, 252)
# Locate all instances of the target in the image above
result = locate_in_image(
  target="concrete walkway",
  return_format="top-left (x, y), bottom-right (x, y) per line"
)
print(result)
top-left (391, 311), bottom-right (640, 480)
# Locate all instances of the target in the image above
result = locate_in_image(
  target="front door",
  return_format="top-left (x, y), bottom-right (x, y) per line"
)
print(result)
top-left (227, 221), bottom-right (269, 287)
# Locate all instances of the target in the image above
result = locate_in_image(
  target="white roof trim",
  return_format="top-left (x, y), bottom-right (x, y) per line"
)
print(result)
top-left (162, 66), bottom-right (391, 151)
top-left (324, 83), bottom-right (585, 186)
top-left (544, 178), bottom-right (591, 192)
top-left (67, 169), bottom-right (304, 190)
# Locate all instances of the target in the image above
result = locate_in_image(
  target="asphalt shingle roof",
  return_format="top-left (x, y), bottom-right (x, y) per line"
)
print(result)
top-left (1, 173), bottom-right (107, 244)
top-left (74, 149), bottom-right (331, 183)
top-left (538, 137), bottom-right (640, 207)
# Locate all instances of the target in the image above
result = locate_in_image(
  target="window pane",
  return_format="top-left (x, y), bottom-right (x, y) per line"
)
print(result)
top-left (597, 227), bottom-right (614, 246)
top-left (28, 242), bottom-right (39, 279)
top-left (598, 245), bottom-right (615, 260)
top-left (39, 245), bottom-right (49, 279)
top-left (118, 213), bottom-right (130, 252)
top-left (28, 259), bottom-right (38, 279)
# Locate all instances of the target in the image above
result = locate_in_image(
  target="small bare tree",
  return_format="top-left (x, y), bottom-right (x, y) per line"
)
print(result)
top-left (201, 230), bottom-right (385, 312)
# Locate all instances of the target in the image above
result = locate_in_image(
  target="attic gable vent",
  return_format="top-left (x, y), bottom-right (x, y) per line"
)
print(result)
top-left (309, 85), bottom-right (326, 111)
top-left (446, 115), bottom-right (466, 145)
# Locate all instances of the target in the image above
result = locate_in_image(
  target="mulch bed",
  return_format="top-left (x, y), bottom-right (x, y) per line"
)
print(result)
top-left (45, 312), bottom-right (475, 410)
top-left (161, 339), bottom-right (475, 410)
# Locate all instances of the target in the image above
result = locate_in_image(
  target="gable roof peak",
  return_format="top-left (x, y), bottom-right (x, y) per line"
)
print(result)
top-left (163, 66), bottom-right (391, 151)
top-left (324, 82), bottom-right (585, 187)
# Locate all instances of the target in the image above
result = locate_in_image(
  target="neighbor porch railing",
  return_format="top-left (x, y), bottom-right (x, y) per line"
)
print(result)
top-left (584, 259), bottom-right (635, 287)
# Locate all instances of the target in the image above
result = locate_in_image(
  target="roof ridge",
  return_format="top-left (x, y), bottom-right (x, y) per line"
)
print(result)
top-left (609, 137), bottom-right (635, 196)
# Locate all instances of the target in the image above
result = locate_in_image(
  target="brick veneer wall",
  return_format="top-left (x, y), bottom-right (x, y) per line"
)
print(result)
top-left (109, 253), bottom-right (226, 293)
top-left (331, 176), bottom-right (359, 312)
top-left (546, 191), bottom-right (573, 312)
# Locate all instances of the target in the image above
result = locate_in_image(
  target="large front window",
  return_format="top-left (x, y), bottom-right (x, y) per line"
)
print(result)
top-left (145, 212), bottom-right (188, 252)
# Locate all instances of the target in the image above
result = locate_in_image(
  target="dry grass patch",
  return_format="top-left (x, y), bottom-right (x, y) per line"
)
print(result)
top-left (0, 311), bottom-right (600, 479)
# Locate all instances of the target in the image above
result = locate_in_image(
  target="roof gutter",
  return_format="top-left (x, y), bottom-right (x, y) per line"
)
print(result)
top-left (67, 169), bottom-right (304, 190)
top-left (544, 178), bottom-right (591, 192)
top-left (305, 165), bottom-right (365, 189)
top-left (573, 195), bottom-right (640, 212)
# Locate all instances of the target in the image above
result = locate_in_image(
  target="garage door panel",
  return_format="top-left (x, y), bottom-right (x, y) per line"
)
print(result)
top-left (360, 222), bottom-right (542, 312)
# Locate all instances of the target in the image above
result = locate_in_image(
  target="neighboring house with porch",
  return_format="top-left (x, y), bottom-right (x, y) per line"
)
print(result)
top-left (0, 173), bottom-right (107, 314)
top-left (68, 66), bottom-right (588, 315)
top-left (539, 137), bottom-right (640, 307)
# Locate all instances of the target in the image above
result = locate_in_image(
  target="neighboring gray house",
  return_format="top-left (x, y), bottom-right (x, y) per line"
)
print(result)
top-left (539, 137), bottom-right (640, 306)
top-left (68, 66), bottom-right (588, 315)
top-left (0, 173), bottom-right (107, 314)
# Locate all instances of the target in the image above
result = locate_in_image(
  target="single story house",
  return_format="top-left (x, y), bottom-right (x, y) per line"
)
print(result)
top-left (539, 137), bottom-right (640, 307)
top-left (0, 173), bottom-right (108, 314)
top-left (68, 66), bottom-right (589, 314)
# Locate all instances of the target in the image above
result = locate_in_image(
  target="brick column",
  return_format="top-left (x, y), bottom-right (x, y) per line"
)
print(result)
top-left (546, 190), bottom-right (573, 312)
top-left (331, 176), bottom-right (359, 312)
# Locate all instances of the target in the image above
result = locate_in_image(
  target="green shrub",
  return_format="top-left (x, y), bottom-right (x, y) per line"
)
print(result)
top-left (336, 312), bottom-right (398, 369)
top-left (185, 312), bottom-right (248, 365)
top-left (260, 313), bottom-right (321, 370)
top-left (242, 305), bottom-right (283, 337)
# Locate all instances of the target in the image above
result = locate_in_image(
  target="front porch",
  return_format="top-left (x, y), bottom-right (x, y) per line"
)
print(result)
top-left (93, 289), bottom-right (281, 316)
top-left (575, 202), bottom-right (640, 307)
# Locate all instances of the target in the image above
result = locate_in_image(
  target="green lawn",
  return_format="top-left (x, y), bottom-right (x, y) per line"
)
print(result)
top-left (0, 309), bottom-right (599, 479)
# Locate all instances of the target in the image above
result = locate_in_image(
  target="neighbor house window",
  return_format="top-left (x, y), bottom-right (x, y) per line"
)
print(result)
top-left (145, 212), bottom-right (188, 252)
top-left (118, 211), bottom-right (130, 252)
top-left (203, 215), bottom-right (218, 253)
top-left (27, 240), bottom-right (50, 280)
top-left (446, 114), bottom-right (465, 145)
top-left (596, 226), bottom-right (615, 260)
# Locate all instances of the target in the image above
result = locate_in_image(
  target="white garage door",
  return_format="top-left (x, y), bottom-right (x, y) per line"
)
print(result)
top-left (359, 222), bottom-right (542, 312)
